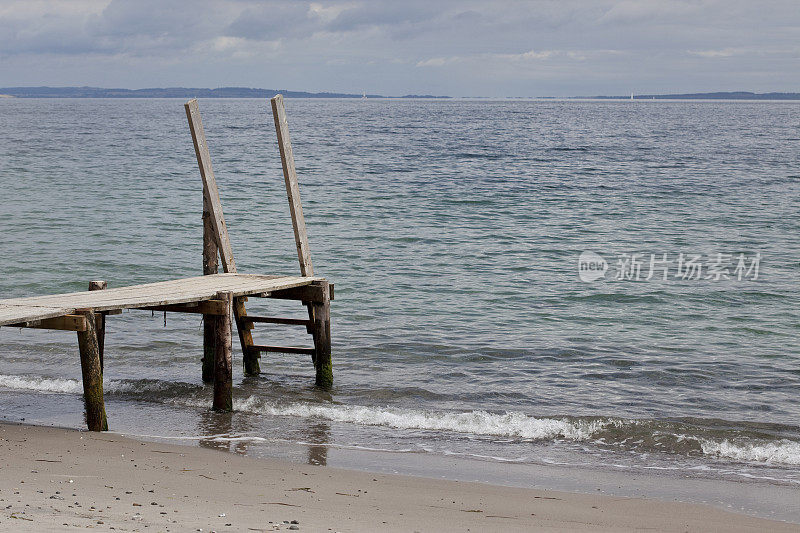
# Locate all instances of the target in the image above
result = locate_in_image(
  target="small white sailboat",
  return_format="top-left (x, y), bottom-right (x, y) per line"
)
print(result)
top-left (630, 92), bottom-right (634, 100)
top-left (362, 90), bottom-right (367, 99)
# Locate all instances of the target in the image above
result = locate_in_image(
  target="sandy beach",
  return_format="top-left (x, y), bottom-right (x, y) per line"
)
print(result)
top-left (0, 422), bottom-right (796, 532)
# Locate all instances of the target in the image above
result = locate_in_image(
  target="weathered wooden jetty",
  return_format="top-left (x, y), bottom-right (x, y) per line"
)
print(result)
top-left (0, 95), bottom-right (333, 431)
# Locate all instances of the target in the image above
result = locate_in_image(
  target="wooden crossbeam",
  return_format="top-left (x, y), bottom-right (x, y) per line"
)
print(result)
top-left (8, 314), bottom-right (88, 332)
top-left (254, 283), bottom-right (330, 303)
top-left (241, 316), bottom-right (312, 326)
top-left (249, 345), bottom-right (315, 356)
top-left (137, 299), bottom-right (229, 315)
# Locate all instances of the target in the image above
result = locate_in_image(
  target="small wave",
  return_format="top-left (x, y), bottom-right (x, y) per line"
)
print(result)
top-left (0, 374), bottom-right (82, 394)
top-left (230, 397), bottom-right (615, 441)
top-left (0, 373), bottom-right (194, 396)
top-left (548, 146), bottom-right (591, 152)
top-left (453, 152), bottom-right (503, 160)
top-left (6, 375), bottom-right (800, 468)
top-left (701, 439), bottom-right (800, 466)
top-left (180, 397), bottom-right (800, 467)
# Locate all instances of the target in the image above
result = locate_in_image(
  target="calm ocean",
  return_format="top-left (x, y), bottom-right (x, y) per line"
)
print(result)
top-left (1, 98), bottom-right (798, 515)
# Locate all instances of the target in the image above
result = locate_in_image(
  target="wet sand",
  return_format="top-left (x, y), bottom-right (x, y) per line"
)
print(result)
top-left (0, 422), bottom-right (797, 532)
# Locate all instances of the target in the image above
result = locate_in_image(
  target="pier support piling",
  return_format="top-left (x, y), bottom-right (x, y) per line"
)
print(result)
top-left (237, 296), bottom-right (260, 376)
top-left (202, 196), bottom-right (218, 383)
top-left (310, 281), bottom-right (332, 388)
top-left (88, 281), bottom-right (107, 370)
top-left (212, 291), bottom-right (233, 411)
top-left (76, 308), bottom-right (108, 431)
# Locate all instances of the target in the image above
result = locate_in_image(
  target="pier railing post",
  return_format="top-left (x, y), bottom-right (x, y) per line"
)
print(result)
top-left (88, 281), bottom-right (107, 371)
top-left (76, 308), bottom-right (108, 431)
top-left (310, 281), bottom-right (332, 388)
top-left (202, 195), bottom-right (218, 382)
top-left (270, 94), bottom-right (314, 277)
top-left (212, 291), bottom-right (233, 411)
top-left (271, 95), bottom-right (333, 386)
top-left (186, 99), bottom-right (258, 377)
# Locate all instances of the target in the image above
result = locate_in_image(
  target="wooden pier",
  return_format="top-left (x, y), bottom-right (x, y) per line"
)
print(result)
top-left (0, 95), bottom-right (333, 431)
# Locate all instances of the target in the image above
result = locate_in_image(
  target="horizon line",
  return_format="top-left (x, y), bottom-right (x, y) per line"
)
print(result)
top-left (1, 86), bottom-right (800, 100)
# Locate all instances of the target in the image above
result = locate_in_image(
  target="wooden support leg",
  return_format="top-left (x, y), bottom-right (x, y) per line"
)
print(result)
top-left (76, 309), bottom-right (108, 431)
top-left (310, 281), bottom-right (332, 388)
top-left (213, 291), bottom-right (233, 411)
top-left (202, 196), bottom-right (219, 383)
top-left (305, 303), bottom-right (317, 365)
top-left (202, 318), bottom-right (216, 383)
top-left (202, 320), bottom-right (216, 382)
top-left (88, 281), bottom-right (107, 371)
top-left (235, 296), bottom-right (259, 376)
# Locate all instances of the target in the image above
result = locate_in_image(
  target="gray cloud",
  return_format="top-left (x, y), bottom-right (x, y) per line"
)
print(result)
top-left (0, 0), bottom-right (798, 96)
top-left (226, 2), bottom-right (314, 40)
top-left (323, 2), bottom-right (443, 35)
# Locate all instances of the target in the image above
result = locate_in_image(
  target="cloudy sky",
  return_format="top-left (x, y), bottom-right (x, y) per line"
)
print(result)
top-left (1, 0), bottom-right (798, 96)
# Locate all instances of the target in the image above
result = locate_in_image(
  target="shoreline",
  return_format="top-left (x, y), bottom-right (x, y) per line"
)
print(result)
top-left (118, 425), bottom-right (800, 524)
top-left (1, 422), bottom-right (797, 532)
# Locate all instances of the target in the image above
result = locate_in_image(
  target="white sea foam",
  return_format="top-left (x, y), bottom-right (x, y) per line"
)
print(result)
top-left (227, 398), bottom-right (800, 466)
top-left (0, 374), bottom-right (82, 394)
top-left (6, 375), bottom-right (799, 468)
top-left (232, 396), bottom-right (614, 441)
top-left (700, 439), bottom-right (800, 466)
top-left (0, 373), bottom-right (166, 395)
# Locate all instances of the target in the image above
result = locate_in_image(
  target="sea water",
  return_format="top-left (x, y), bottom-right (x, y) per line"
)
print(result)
top-left (0, 98), bottom-right (798, 519)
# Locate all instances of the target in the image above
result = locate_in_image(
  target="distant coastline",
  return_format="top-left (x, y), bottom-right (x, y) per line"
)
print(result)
top-left (0, 86), bottom-right (450, 99)
top-left (1, 87), bottom-right (798, 100)
top-left (579, 91), bottom-right (800, 100)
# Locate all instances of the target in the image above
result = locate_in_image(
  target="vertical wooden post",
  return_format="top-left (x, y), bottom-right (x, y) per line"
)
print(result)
top-left (186, 99), bottom-right (258, 375)
top-left (185, 99), bottom-right (237, 273)
top-left (272, 95), bottom-right (331, 384)
top-left (88, 281), bottom-right (106, 371)
top-left (271, 94), bottom-right (314, 277)
top-left (212, 291), bottom-right (233, 411)
top-left (310, 281), bottom-right (332, 388)
top-left (202, 195), bottom-right (218, 383)
top-left (237, 296), bottom-right (260, 376)
top-left (76, 308), bottom-right (108, 431)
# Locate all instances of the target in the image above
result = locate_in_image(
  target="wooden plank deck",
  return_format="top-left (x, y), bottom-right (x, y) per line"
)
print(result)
top-left (0, 273), bottom-right (322, 326)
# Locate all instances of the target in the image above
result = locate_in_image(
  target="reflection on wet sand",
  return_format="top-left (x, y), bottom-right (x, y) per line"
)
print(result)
top-left (197, 410), bottom-right (251, 454)
top-left (197, 410), bottom-right (233, 451)
top-left (306, 422), bottom-right (329, 466)
top-left (194, 395), bottom-right (330, 465)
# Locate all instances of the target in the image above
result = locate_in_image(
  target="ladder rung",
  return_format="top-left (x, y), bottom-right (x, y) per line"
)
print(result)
top-left (241, 316), bottom-right (312, 326)
top-left (249, 345), bottom-right (315, 355)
